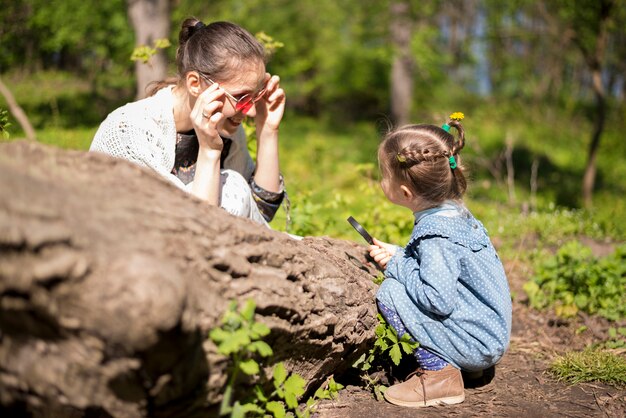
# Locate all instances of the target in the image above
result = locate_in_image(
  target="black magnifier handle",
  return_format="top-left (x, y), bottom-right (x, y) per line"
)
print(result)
top-left (347, 216), bottom-right (374, 245)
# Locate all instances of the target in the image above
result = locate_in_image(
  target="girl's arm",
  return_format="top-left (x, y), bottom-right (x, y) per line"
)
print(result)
top-left (252, 74), bottom-right (285, 193)
top-left (385, 238), bottom-right (461, 317)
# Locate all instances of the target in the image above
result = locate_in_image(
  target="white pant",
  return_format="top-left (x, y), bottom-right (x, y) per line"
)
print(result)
top-left (219, 169), bottom-right (268, 226)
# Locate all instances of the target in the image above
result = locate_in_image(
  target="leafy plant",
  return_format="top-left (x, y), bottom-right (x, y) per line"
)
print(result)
top-left (0, 109), bottom-right (10, 139)
top-left (130, 38), bottom-right (171, 64)
top-left (209, 300), bottom-right (343, 417)
top-left (352, 313), bottom-right (418, 399)
top-left (524, 241), bottom-right (626, 321)
top-left (354, 314), bottom-right (418, 371)
top-left (548, 348), bottom-right (626, 387)
top-left (603, 327), bottom-right (626, 350)
top-left (255, 31), bottom-right (284, 57)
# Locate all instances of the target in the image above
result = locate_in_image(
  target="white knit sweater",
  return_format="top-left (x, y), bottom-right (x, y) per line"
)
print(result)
top-left (90, 86), bottom-right (255, 191)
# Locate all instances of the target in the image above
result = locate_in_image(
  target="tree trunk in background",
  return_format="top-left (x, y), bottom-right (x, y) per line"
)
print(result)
top-left (0, 141), bottom-right (379, 417)
top-left (127, 0), bottom-right (171, 99)
top-left (580, 1), bottom-right (612, 209)
top-left (582, 68), bottom-right (607, 208)
top-left (0, 77), bottom-right (36, 141)
top-left (389, 1), bottom-right (414, 127)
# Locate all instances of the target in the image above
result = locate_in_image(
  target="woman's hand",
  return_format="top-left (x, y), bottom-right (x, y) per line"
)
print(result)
top-left (189, 83), bottom-right (226, 205)
top-left (368, 238), bottom-right (397, 270)
top-left (191, 82), bottom-right (226, 152)
top-left (254, 73), bottom-right (285, 133)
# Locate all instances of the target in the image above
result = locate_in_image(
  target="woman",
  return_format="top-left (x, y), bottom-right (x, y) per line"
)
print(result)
top-left (90, 18), bottom-right (286, 225)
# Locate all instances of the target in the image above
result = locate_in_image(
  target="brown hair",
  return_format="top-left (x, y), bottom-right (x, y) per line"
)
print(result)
top-left (378, 119), bottom-right (467, 205)
top-left (148, 18), bottom-right (266, 95)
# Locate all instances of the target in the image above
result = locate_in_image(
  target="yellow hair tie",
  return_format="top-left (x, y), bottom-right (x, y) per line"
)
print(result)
top-left (396, 154), bottom-right (406, 163)
top-left (449, 112), bottom-right (464, 121)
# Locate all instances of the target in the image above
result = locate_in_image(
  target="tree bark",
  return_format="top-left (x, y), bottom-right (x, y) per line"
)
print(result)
top-left (127, 0), bottom-right (171, 99)
top-left (581, 67), bottom-right (606, 208)
top-left (580, 1), bottom-right (612, 209)
top-left (389, 1), bottom-right (414, 126)
top-left (0, 141), bottom-right (379, 417)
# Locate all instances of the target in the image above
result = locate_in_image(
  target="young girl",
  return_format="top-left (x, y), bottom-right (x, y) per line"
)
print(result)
top-left (368, 113), bottom-right (512, 408)
top-left (90, 19), bottom-right (286, 225)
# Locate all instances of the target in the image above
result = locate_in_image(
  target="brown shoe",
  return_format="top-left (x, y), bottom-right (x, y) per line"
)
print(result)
top-left (384, 364), bottom-right (465, 407)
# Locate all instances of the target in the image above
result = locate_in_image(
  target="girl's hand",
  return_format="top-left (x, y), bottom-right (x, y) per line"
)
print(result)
top-left (191, 82), bottom-right (226, 151)
top-left (254, 73), bottom-right (285, 133)
top-left (368, 238), bottom-right (397, 269)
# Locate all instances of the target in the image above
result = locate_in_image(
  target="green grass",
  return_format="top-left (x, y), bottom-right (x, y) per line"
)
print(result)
top-left (549, 348), bottom-right (626, 387)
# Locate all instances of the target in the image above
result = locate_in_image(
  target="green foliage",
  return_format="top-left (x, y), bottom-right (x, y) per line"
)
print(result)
top-left (604, 327), bottom-right (626, 350)
top-left (0, 0), bottom-right (133, 75)
top-left (353, 314), bottom-right (418, 372)
top-left (352, 314), bottom-right (417, 399)
top-left (130, 39), bottom-right (172, 64)
top-left (255, 32), bottom-right (285, 57)
top-left (548, 348), bottom-right (626, 387)
top-left (0, 109), bottom-right (10, 139)
top-left (524, 241), bottom-right (626, 321)
top-left (209, 300), bottom-right (343, 417)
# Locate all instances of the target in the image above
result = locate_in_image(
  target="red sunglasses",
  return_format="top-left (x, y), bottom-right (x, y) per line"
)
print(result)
top-left (198, 73), bottom-right (267, 115)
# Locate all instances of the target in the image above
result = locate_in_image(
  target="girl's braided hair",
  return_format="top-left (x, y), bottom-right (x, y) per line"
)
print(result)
top-left (378, 118), bottom-right (467, 204)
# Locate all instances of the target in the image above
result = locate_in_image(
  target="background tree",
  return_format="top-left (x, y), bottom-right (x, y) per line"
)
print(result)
top-left (542, 0), bottom-right (618, 208)
top-left (389, 1), bottom-right (415, 126)
top-left (127, 0), bottom-right (171, 99)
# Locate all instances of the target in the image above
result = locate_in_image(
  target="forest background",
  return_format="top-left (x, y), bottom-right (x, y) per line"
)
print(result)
top-left (1, 0), bottom-right (625, 379)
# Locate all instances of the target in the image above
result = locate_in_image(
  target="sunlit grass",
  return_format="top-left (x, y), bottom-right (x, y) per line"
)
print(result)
top-left (0, 127), bottom-right (96, 151)
top-left (549, 348), bottom-right (626, 387)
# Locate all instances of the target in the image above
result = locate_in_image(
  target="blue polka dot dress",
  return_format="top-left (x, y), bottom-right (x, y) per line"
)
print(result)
top-left (376, 202), bottom-right (512, 371)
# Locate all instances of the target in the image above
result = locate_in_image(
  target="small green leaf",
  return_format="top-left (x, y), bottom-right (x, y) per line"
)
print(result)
top-left (386, 328), bottom-right (398, 343)
top-left (154, 38), bottom-right (171, 49)
top-left (389, 344), bottom-right (402, 366)
top-left (314, 387), bottom-right (330, 400)
top-left (400, 341), bottom-right (415, 355)
top-left (253, 385), bottom-right (267, 403)
top-left (273, 362), bottom-right (287, 386)
top-left (241, 299), bottom-right (256, 322)
top-left (328, 377), bottom-right (344, 393)
top-left (352, 353), bottom-right (366, 368)
top-left (375, 324), bottom-right (386, 337)
top-left (208, 327), bottom-right (230, 343)
top-left (283, 374), bottom-right (307, 408)
top-left (249, 340), bottom-right (273, 357)
top-left (239, 402), bottom-right (265, 415)
top-left (239, 359), bottom-right (260, 375)
top-left (374, 338), bottom-right (389, 351)
top-left (266, 401), bottom-right (286, 418)
top-left (251, 322), bottom-right (271, 338)
top-left (218, 329), bottom-right (250, 355)
top-left (284, 391), bottom-right (298, 409)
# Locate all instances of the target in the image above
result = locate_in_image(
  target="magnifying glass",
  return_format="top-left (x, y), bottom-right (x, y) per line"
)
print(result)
top-left (347, 216), bottom-right (374, 245)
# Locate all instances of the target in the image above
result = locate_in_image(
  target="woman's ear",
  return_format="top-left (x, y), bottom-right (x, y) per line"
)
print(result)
top-left (186, 71), bottom-right (203, 97)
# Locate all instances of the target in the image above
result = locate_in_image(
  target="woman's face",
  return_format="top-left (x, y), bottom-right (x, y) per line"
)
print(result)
top-left (213, 61), bottom-right (266, 137)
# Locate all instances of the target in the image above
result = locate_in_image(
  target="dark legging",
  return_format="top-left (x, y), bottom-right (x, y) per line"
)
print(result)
top-left (378, 301), bottom-right (448, 371)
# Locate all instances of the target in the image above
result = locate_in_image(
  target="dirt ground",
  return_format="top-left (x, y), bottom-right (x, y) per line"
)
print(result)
top-left (314, 255), bottom-right (626, 418)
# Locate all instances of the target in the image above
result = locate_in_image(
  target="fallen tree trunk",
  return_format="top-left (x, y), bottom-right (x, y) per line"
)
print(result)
top-left (0, 141), bottom-right (379, 417)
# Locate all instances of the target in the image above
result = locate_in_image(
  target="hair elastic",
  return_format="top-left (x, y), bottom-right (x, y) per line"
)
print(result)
top-left (396, 153), bottom-right (406, 163)
top-left (442, 123), bottom-right (451, 132)
top-left (449, 156), bottom-right (457, 170)
top-left (194, 21), bottom-right (206, 31)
